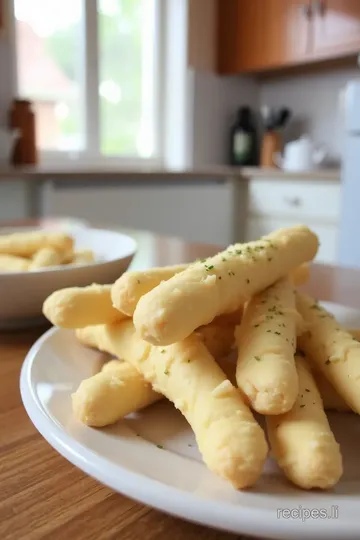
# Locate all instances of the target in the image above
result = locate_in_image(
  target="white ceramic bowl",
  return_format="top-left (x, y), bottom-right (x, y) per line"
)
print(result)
top-left (0, 227), bottom-right (137, 329)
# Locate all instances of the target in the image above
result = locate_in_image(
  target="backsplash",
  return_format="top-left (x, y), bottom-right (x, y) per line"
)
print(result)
top-left (259, 66), bottom-right (360, 162)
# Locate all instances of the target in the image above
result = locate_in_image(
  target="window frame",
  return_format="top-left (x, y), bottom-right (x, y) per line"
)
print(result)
top-left (11, 0), bottom-right (165, 167)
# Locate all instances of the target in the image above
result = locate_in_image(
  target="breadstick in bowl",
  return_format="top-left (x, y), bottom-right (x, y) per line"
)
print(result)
top-left (266, 354), bottom-right (343, 489)
top-left (133, 225), bottom-right (319, 345)
top-left (74, 320), bottom-right (268, 488)
top-left (73, 317), bottom-right (238, 427)
top-left (235, 277), bottom-right (298, 414)
top-left (0, 254), bottom-right (29, 272)
top-left (0, 230), bottom-right (73, 257)
top-left (297, 292), bottom-right (360, 414)
top-left (43, 284), bottom-right (128, 328)
top-left (30, 247), bottom-right (65, 269)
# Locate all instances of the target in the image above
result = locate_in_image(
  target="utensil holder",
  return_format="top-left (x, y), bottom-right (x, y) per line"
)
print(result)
top-left (260, 131), bottom-right (282, 168)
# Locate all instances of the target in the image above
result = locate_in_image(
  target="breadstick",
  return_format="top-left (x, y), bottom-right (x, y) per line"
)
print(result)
top-left (297, 292), bottom-right (360, 414)
top-left (112, 261), bottom-right (309, 317)
top-left (71, 249), bottom-right (95, 265)
top-left (0, 230), bottom-right (73, 257)
top-left (112, 264), bottom-right (188, 315)
top-left (43, 284), bottom-right (128, 328)
top-left (133, 225), bottom-right (318, 345)
top-left (0, 254), bottom-right (29, 272)
top-left (30, 247), bottom-right (64, 269)
top-left (74, 320), bottom-right (268, 487)
top-left (290, 262), bottom-right (309, 286)
top-left (73, 359), bottom-right (160, 426)
top-left (73, 316), bottom-right (238, 426)
top-left (235, 278), bottom-right (298, 414)
top-left (266, 355), bottom-right (343, 489)
top-left (313, 368), bottom-right (350, 412)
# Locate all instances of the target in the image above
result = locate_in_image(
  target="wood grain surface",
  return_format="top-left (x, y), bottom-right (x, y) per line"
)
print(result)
top-left (1, 230), bottom-right (360, 539)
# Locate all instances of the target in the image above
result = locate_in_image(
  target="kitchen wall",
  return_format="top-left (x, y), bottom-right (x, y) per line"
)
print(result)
top-left (190, 71), bottom-right (259, 167)
top-left (258, 66), bottom-right (360, 162)
top-left (186, 0), bottom-right (259, 168)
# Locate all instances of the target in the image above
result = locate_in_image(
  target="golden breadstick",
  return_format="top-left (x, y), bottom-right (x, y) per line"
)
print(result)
top-left (235, 278), bottom-right (298, 414)
top-left (75, 320), bottom-right (268, 487)
top-left (290, 262), bottom-right (309, 286)
top-left (133, 225), bottom-right (319, 345)
top-left (43, 284), bottom-right (128, 328)
top-left (309, 328), bottom-right (360, 413)
top-left (0, 230), bottom-right (73, 257)
top-left (112, 264), bottom-right (188, 315)
top-left (0, 254), bottom-right (29, 272)
top-left (266, 355), bottom-right (343, 489)
top-left (71, 249), bottom-right (95, 265)
top-left (73, 359), bottom-right (160, 426)
top-left (112, 261), bottom-right (309, 318)
top-left (297, 293), bottom-right (360, 414)
top-left (73, 317), bottom-right (237, 426)
top-left (30, 247), bottom-right (64, 269)
top-left (313, 368), bottom-right (350, 412)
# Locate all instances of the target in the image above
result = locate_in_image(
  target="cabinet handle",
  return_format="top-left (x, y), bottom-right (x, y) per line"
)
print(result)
top-left (313, 0), bottom-right (325, 16)
top-left (299, 3), bottom-right (312, 18)
top-left (284, 196), bottom-right (302, 207)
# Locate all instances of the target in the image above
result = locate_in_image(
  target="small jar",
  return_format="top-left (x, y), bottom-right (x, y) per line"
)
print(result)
top-left (9, 99), bottom-right (38, 165)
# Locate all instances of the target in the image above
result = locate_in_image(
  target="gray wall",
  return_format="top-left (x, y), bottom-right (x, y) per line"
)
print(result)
top-left (190, 70), bottom-right (259, 167)
top-left (259, 66), bottom-right (360, 162)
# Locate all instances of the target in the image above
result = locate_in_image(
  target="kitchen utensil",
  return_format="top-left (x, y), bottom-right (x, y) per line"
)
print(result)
top-left (274, 136), bottom-right (328, 171)
top-left (276, 107), bottom-right (291, 129)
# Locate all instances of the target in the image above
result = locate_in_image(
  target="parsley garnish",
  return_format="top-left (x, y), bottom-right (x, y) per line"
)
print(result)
top-left (156, 444), bottom-right (164, 449)
top-left (161, 349), bottom-right (166, 353)
top-left (254, 356), bottom-right (261, 361)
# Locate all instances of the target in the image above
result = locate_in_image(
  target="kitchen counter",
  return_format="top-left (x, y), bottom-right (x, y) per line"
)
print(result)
top-left (0, 165), bottom-right (341, 181)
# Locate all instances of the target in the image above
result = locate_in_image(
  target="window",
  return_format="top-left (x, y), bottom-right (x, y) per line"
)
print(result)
top-left (13, 0), bottom-right (161, 163)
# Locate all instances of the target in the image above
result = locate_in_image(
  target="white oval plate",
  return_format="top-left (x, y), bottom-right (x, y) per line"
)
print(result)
top-left (20, 301), bottom-right (360, 540)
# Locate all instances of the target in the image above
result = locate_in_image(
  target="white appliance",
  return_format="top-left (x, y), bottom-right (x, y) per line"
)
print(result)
top-left (339, 80), bottom-right (360, 267)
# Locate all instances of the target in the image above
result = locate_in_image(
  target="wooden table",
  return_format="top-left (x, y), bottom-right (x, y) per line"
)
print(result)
top-left (1, 229), bottom-right (360, 540)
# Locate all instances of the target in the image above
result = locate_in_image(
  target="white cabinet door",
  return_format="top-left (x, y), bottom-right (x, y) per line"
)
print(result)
top-left (246, 217), bottom-right (338, 265)
top-left (42, 179), bottom-right (239, 245)
top-left (248, 179), bottom-right (341, 221)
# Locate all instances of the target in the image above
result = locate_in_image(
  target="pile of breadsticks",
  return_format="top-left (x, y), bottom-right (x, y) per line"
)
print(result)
top-left (0, 230), bottom-right (95, 271)
top-left (43, 225), bottom-right (360, 492)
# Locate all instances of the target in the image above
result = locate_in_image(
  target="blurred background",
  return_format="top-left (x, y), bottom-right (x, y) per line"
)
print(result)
top-left (1, 0), bottom-right (360, 266)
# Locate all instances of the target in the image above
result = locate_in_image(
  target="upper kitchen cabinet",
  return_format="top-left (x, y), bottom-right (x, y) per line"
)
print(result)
top-left (261, 0), bottom-right (312, 68)
top-left (217, 0), bottom-right (312, 73)
top-left (217, 0), bottom-right (360, 74)
top-left (312, 0), bottom-right (360, 57)
top-left (217, 0), bottom-right (263, 73)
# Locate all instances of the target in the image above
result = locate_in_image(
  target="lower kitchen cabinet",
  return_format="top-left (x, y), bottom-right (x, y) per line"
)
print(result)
top-left (244, 176), bottom-right (341, 265)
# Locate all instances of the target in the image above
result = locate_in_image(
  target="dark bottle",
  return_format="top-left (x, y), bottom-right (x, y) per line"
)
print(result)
top-left (230, 106), bottom-right (257, 166)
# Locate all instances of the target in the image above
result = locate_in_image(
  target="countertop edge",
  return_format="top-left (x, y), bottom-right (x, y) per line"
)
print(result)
top-left (0, 166), bottom-right (341, 181)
